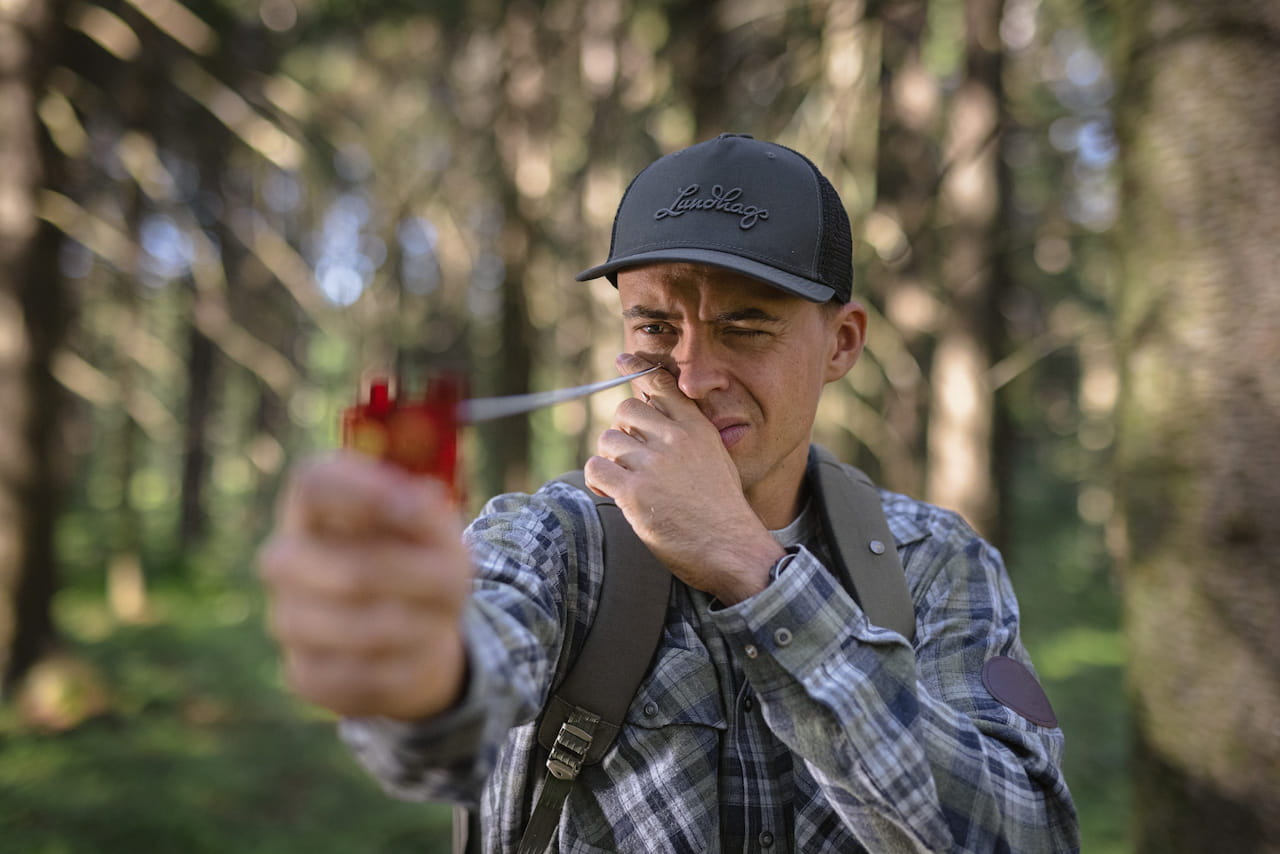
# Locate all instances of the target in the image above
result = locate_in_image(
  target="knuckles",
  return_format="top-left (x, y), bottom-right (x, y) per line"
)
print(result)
top-left (285, 644), bottom-right (437, 719)
top-left (615, 396), bottom-right (651, 420)
top-left (257, 534), bottom-right (375, 601)
top-left (284, 452), bottom-right (403, 519)
top-left (288, 454), bottom-right (343, 502)
top-left (257, 535), bottom-right (301, 586)
top-left (596, 427), bottom-right (632, 455)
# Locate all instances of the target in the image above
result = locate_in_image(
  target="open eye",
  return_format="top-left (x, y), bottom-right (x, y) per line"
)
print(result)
top-left (636, 322), bottom-right (671, 336)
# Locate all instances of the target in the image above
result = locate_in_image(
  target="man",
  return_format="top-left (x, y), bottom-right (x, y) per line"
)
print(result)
top-left (259, 134), bottom-right (1079, 852)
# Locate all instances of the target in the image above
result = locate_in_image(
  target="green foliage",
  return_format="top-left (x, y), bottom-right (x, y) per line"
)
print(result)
top-left (0, 580), bottom-right (452, 853)
top-left (1010, 450), bottom-right (1131, 853)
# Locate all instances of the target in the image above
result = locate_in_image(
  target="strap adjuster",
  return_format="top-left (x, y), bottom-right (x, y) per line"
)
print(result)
top-left (545, 709), bottom-right (599, 781)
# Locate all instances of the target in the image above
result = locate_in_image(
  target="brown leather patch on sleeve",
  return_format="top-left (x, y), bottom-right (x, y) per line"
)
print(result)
top-left (981, 655), bottom-right (1059, 728)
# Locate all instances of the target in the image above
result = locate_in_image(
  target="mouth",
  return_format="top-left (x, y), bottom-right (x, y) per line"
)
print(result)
top-left (710, 418), bottom-right (749, 449)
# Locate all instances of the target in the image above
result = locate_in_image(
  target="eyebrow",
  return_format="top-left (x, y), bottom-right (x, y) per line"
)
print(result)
top-left (622, 305), bottom-right (785, 324)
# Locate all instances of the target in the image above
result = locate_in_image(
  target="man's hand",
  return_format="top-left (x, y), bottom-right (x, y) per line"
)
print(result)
top-left (257, 454), bottom-right (472, 721)
top-left (585, 353), bottom-right (785, 604)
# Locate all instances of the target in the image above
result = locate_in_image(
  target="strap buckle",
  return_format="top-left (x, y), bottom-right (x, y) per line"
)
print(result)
top-left (545, 709), bottom-right (599, 781)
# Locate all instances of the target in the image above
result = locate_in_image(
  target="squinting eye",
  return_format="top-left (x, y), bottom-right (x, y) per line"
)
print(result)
top-left (639, 324), bottom-right (668, 335)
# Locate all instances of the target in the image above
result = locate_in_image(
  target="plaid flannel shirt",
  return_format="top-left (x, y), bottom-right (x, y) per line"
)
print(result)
top-left (341, 465), bottom-right (1079, 853)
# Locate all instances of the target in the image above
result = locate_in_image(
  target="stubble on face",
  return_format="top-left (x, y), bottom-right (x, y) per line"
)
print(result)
top-left (615, 263), bottom-right (849, 524)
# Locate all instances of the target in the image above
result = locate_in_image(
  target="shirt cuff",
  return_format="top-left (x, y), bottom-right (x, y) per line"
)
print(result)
top-left (707, 546), bottom-right (910, 695)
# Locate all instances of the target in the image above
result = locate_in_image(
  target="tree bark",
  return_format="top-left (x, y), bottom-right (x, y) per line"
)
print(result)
top-left (179, 317), bottom-right (215, 547)
top-left (866, 0), bottom-right (937, 495)
top-left (926, 0), bottom-right (1007, 540)
top-left (0, 0), bottom-right (68, 692)
top-left (1113, 0), bottom-right (1280, 849)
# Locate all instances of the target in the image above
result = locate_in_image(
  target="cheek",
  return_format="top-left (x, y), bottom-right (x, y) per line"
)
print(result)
top-left (753, 365), bottom-right (822, 425)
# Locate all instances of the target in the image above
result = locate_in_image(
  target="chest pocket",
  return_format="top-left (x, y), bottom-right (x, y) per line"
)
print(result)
top-left (625, 643), bottom-right (727, 731)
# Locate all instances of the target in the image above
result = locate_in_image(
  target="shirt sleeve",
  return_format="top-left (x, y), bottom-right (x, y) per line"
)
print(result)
top-left (339, 483), bottom-right (601, 807)
top-left (706, 515), bottom-right (1080, 853)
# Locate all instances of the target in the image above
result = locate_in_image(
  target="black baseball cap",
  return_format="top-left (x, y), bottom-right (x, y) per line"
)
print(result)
top-left (576, 133), bottom-right (853, 303)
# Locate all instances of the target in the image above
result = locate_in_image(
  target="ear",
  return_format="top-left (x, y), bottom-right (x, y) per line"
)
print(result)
top-left (823, 301), bottom-right (868, 384)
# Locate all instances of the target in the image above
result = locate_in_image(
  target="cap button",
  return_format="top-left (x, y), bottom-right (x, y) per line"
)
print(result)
top-left (717, 132), bottom-right (753, 140)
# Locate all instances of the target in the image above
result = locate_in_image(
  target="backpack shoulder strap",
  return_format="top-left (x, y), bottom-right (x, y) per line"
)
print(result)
top-left (536, 471), bottom-right (671, 757)
top-left (808, 445), bottom-right (916, 642)
top-left (515, 472), bottom-right (671, 854)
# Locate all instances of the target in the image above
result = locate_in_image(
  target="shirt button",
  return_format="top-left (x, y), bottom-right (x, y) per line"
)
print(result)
top-left (759, 830), bottom-right (775, 847)
top-left (743, 696), bottom-right (755, 713)
top-left (869, 539), bottom-right (886, 555)
top-left (774, 627), bottom-right (793, 647)
top-left (744, 644), bottom-right (758, 659)
top-left (643, 702), bottom-right (658, 717)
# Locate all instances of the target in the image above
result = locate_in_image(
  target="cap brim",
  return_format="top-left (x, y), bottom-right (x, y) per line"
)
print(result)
top-left (575, 249), bottom-right (835, 303)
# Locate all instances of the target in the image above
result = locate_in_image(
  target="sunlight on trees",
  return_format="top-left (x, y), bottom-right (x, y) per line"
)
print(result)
top-left (0, 0), bottom-right (1196, 850)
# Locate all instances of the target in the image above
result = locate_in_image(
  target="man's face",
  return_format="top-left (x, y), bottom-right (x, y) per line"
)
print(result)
top-left (617, 262), bottom-right (865, 502)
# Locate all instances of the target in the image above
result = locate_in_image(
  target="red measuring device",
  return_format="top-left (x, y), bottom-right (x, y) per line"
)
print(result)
top-left (341, 365), bottom-right (660, 499)
top-left (341, 373), bottom-right (465, 495)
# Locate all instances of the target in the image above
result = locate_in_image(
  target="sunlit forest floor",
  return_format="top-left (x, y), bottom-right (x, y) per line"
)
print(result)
top-left (1, 463), bottom-right (1128, 853)
top-left (0, 578), bottom-right (453, 853)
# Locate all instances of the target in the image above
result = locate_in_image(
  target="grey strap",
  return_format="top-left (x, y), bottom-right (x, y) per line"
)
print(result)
top-left (536, 472), bottom-right (671, 759)
top-left (518, 707), bottom-right (603, 854)
top-left (515, 474), bottom-right (671, 854)
top-left (808, 445), bottom-right (916, 641)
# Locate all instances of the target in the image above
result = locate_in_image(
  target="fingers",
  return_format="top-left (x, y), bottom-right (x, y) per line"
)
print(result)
top-left (281, 649), bottom-right (401, 714)
top-left (280, 638), bottom-right (461, 720)
top-left (258, 534), bottom-right (470, 604)
top-left (583, 453), bottom-right (627, 499)
top-left (596, 426), bottom-right (640, 464)
top-left (279, 453), bottom-right (461, 545)
top-left (616, 352), bottom-right (701, 422)
top-left (268, 590), bottom-right (427, 656)
top-left (260, 453), bottom-right (472, 720)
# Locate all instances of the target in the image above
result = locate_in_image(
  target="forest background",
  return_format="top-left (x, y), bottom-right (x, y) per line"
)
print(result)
top-left (2, 0), bottom-right (1277, 852)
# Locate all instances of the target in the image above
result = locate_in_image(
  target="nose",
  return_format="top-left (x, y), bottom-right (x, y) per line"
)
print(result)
top-left (671, 332), bottom-right (730, 400)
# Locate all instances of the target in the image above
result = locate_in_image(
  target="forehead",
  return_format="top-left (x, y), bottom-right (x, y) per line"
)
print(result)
top-left (616, 263), bottom-right (803, 311)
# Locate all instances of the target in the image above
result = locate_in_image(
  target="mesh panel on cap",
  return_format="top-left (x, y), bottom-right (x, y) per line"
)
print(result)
top-left (816, 174), bottom-right (853, 299)
top-left (769, 140), bottom-right (853, 300)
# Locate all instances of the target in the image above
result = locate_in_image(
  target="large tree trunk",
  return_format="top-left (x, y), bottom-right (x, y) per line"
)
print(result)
top-left (926, 0), bottom-right (1006, 540)
top-left (1113, 0), bottom-right (1280, 849)
top-left (0, 0), bottom-right (67, 692)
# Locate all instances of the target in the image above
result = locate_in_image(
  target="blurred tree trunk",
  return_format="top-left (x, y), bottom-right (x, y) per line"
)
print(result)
top-left (672, 0), bottom-right (728, 133)
top-left (489, 204), bottom-right (535, 494)
top-left (1113, 0), bottom-right (1280, 849)
top-left (926, 0), bottom-right (1006, 540)
top-left (179, 127), bottom-right (234, 550)
top-left (866, 0), bottom-right (937, 495)
top-left (471, 9), bottom-right (538, 498)
top-left (106, 203), bottom-right (148, 623)
top-left (179, 319), bottom-right (215, 547)
top-left (0, 0), bottom-right (68, 692)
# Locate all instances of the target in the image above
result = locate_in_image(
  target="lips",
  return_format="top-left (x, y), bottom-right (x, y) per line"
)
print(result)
top-left (709, 417), bottom-right (749, 448)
